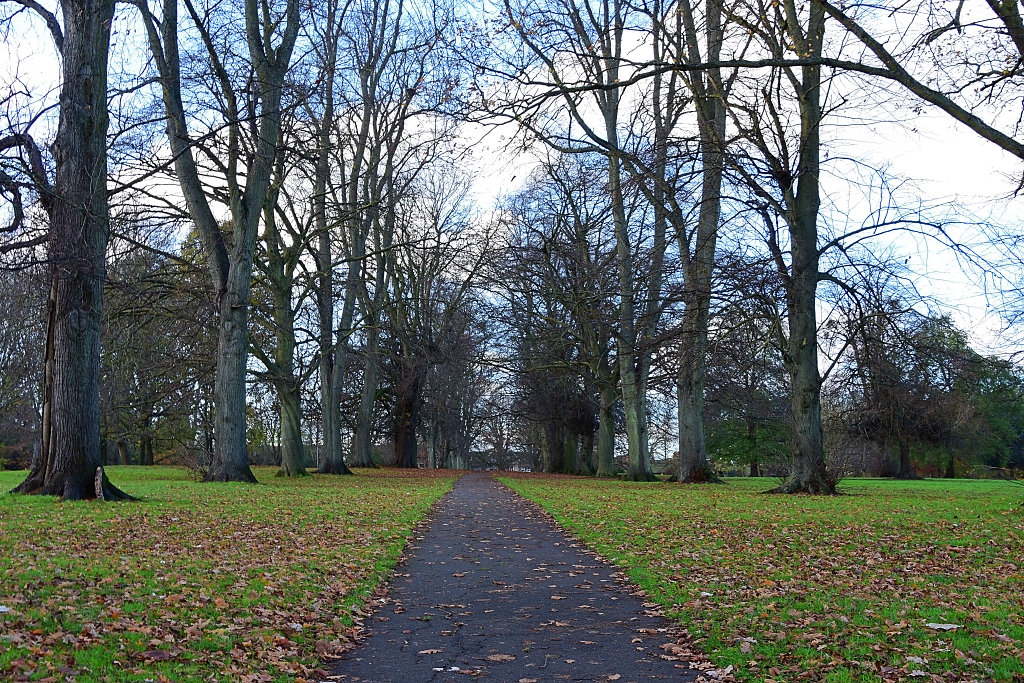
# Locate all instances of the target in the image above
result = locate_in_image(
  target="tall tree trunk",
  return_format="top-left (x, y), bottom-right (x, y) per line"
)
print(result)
top-left (747, 421), bottom-right (760, 476)
top-left (579, 431), bottom-right (595, 475)
top-left (944, 454), bottom-right (955, 479)
top-left (539, 425), bottom-right (552, 473)
top-left (675, 0), bottom-right (725, 485)
top-left (596, 384), bottom-right (617, 477)
top-left (607, 143), bottom-right (654, 482)
top-left (140, 434), bottom-right (154, 465)
top-left (774, 249), bottom-right (832, 493)
top-left (563, 431), bottom-right (579, 475)
top-left (207, 295), bottom-right (258, 482)
top-left (675, 163), bottom-right (723, 483)
top-left (767, 0), bottom-right (834, 495)
top-left (394, 369), bottom-right (421, 468)
top-left (117, 439), bottom-right (131, 466)
top-left (322, 280), bottom-right (358, 474)
top-left (677, 369), bottom-right (715, 482)
top-left (426, 419), bottom-right (439, 468)
top-left (542, 422), bottom-right (566, 473)
top-left (896, 439), bottom-right (917, 479)
top-left (13, 0), bottom-right (130, 500)
top-left (313, 11), bottom-right (352, 476)
top-left (268, 230), bottom-right (306, 477)
top-left (350, 340), bottom-right (379, 467)
top-left (138, 0), bottom-right (299, 484)
top-left (277, 380), bottom-right (306, 476)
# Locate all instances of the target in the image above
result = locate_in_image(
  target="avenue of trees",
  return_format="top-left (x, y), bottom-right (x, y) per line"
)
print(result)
top-left (2, 0), bottom-right (1024, 498)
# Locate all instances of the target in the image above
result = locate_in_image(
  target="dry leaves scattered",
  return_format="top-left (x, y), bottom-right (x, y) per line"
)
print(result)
top-left (0, 466), bottom-right (455, 682)
top-left (504, 475), bottom-right (1024, 683)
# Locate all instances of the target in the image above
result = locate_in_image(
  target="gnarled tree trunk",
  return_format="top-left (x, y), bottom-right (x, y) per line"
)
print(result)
top-left (13, 0), bottom-right (132, 501)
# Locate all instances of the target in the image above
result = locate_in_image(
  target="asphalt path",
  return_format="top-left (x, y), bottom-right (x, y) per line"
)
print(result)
top-left (332, 472), bottom-right (700, 683)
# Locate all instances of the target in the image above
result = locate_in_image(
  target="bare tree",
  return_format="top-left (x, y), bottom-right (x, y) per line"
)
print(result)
top-left (724, 0), bottom-right (834, 493)
top-left (3, 0), bottom-right (134, 499)
top-left (494, 0), bottom-right (668, 480)
top-left (494, 154), bottom-right (622, 476)
top-left (810, 0), bottom-right (1024, 162)
top-left (133, 0), bottom-right (300, 482)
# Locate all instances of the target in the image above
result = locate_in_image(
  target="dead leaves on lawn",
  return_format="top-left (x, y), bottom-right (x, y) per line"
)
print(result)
top-left (0, 467), bottom-right (454, 682)
top-left (504, 476), bottom-right (1024, 683)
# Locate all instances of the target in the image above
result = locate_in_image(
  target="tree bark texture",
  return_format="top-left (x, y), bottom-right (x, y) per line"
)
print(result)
top-left (596, 384), bottom-right (618, 477)
top-left (139, 0), bottom-right (299, 483)
top-left (277, 381), bottom-right (306, 476)
top-left (675, 0), bottom-right (726, 485)
top-left (394, 370), bottom-right (422, 468)
top-left (313, 13), bottom-right (352, 476)
top-left (896, 440), bottom-right (917, 479)
top-left (267, 212), bottom-right (306, 477)
top-left (13, 0), bottom-right (131, 501)
top-left (768, 0), bottom-right (835, 495)
top-left (607, 136), bottom-right (654, 482)
top-left (350, 341), bottom-right (379, 468)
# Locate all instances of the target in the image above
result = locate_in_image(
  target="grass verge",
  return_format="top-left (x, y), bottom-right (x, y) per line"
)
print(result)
top-left (0, 466), bottom-right (457, 683)
top-left (501, 475), bottom-right (1024, 683)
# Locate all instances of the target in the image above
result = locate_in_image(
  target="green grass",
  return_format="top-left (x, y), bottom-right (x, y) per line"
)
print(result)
top-left (0, 466), bottom-right (457, 682)
top-left (501, 475), bottom-right (1024, 683)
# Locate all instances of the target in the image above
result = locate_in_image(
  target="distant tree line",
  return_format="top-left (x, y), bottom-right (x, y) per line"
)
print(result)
top-left (2, 0), bottom-right (1024, 498)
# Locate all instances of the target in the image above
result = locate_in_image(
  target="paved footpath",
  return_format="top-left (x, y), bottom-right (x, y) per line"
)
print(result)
top-left (333, 473), bottom-right (699, 683)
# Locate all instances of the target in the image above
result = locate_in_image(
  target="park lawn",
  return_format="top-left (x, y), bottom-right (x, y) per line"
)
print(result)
top-left (502, 475), bottom-right (1024, 683)
top-left (0, 466), bottom-right (456, 683)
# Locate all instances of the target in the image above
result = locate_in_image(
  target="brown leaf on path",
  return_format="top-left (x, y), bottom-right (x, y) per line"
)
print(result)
top-left (485, 653), bottom-right (516, 661)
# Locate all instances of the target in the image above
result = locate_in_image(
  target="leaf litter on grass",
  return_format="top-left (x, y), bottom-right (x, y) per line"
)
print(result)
top-left (0, 466), bottom-right (456, 683)
top-left (502, 475), bottom-right (1024, 683)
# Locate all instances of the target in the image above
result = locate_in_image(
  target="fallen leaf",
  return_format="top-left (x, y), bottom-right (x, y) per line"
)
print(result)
top-left (419, 649), bottom-right (443, 654)
top-left (138, 650), bottom-right (176, 662)
top-left (486, 653), bottom-right (516, 662)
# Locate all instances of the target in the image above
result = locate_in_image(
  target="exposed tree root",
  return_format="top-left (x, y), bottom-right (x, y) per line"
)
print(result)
top-left (203, 465), bottom-right (259, 483)
top-left (765, 476), bottom-right (838, 495)
top-left (677, 464), bottom-right (725, 484)
top-left (13, 466), bottom-right (136, 501)
top-left (318, 459), bottom-right (354, 475)
top-left (276, 466), bottom-right (308, 477)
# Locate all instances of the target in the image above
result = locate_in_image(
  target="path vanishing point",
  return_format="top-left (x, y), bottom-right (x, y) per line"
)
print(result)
top-left (333, 473), bottom-right (703, 683)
